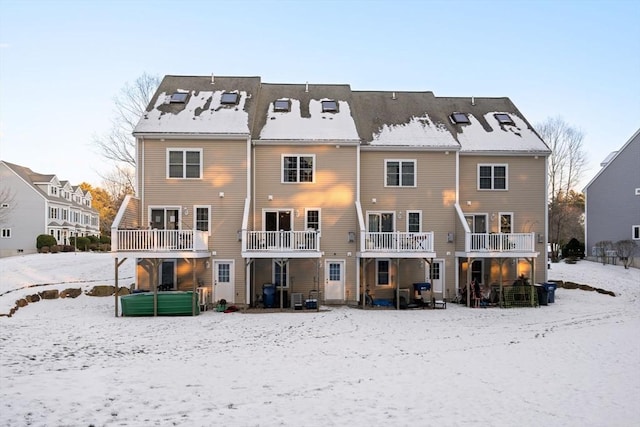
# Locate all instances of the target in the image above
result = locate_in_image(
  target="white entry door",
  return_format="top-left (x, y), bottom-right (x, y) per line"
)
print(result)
top-left (214, 260), bottom-right (235, 303)
top-left (427, 260), bottom-right (444, 296)
top-left (324, 260), bottom-right (345, 301)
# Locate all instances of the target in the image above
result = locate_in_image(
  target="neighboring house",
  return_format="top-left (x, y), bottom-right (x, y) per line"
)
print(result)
top-left (0, 161), bottom-right (100, 257)
top-left (111, 75), bottom-right (550, 309)
top-left (584, 128), bottom-right (640, 266)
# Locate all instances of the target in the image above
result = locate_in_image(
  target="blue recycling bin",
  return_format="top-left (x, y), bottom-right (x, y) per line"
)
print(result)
top-left (543, 282), bottom-right (557, 303)
top-left (262, 284), bottom-right (275, 308)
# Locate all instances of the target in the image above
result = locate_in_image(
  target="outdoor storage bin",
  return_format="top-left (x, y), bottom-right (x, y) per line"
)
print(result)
top-left (543, 283), bottom-right (558, 303)
top-left (413, 282), bottom-right (431, 298)
top-left (262, 284), bottom-right (275, 308)
top-left (535, 284), bottom-right (548, 306)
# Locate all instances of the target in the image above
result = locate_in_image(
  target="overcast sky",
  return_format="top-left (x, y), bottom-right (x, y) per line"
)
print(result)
top-left (1, 0), bottom-right (638, 190)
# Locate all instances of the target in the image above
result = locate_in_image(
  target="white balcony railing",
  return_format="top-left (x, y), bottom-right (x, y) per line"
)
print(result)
top-left (243, 230), bottom-right (320, 252)
top-left (361, 231), bottom-right (434, 253)
top-left (465, 232), bottom-right (535, 253)
top-left (112, 229), bottom-right (209, 252)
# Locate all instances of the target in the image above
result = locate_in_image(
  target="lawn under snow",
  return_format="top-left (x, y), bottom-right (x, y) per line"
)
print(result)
top-left (1, 253), bottom-right (639, 427)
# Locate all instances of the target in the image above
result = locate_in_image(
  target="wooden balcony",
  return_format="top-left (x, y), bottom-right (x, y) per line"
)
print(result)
top-left (361, 231), bottom-right (434, 254)
top-left (465, 232), bottom-right (536, 253)
top-left (242, 230), bottom-right (321, 258)
top-left (112, 229), bottom-right (209, 253)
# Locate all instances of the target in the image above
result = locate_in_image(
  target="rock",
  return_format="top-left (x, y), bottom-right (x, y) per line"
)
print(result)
top-left (16, 298), bottom-right (28, 307)
top-left (39, 289), bottom-right (59, 300)
top-left (86, 285), bottom-right (115, 297)
top-left (25, 294), bottom-right (41, 303)
top-left (117, 287), bottom-right (130, 295)
top-left (60, 288), bottom-right (82, 298)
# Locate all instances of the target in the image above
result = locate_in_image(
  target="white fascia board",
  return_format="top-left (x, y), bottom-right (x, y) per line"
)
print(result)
top-left (361, 145), bottom-right (460, 152)
top-left (133, 132), bottom-right (249, 140)
top-left (253, 139), bottom-right (360, 146)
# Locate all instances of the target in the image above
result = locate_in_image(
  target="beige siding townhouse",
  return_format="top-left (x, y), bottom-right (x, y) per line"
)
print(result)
top-left (111, 75), bottom-right (550, 313)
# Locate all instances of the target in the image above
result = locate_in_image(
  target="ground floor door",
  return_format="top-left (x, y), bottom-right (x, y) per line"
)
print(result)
top-left (426, 259), bottom-right (444, 296)
top-left (214, 260), bottom-right (235, 303)
top-left (159, 260), bottom-right (176, 290)
top-left (324, 260), bottom-right (345, 301)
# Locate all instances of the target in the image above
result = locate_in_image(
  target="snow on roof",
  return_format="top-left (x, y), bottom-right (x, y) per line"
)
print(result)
top-left (259, 99), bottom-right (360, 141)
top-left (369, 113), bottom-right (460, 148)
top-left (457, 112), bottom-right (549, 153)
top-left (133, 90), bottom-right (250, 135)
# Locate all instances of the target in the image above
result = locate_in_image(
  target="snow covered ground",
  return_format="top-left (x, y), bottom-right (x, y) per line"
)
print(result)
top-left (1, 253), bottom-right (639, 426)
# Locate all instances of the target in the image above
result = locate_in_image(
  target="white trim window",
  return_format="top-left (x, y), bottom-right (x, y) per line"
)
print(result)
top-left (385, 160), bottom-right (416, 187)
top-left (282, 154), bottom-right (314, 183)
top-left (1, 228), bottom-right (11, 238)
top-left (376, 259), bottom-right (390, 286)
top-left (633, 225), bottom-right (640, 240)
top-left (194, 206), bottom-right (211, 236)
top-left (478, 164), bottom-right (508, 190)
top-left (305, 209), bottom-right (320, 232)
top-left (499, 212), bottom-right (513, 233)
top-left (167, 148), bottom-right (202, 179)
top-left (407, 211), bottom-right (421, 233)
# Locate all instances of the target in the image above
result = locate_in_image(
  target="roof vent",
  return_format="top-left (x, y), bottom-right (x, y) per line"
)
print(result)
top-left (471, 96), bottom-right (475, 106)
top-left (211, 74), bottom-right (215, 85)
top-left (392, 92), bottom-right (397, 100)
top-left (305, 81), bottom-right (309, 93)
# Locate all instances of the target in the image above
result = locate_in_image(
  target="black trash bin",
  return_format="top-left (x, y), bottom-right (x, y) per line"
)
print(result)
top-left (543, 282), bottom-right (557, 303)
top-left (535, 284), bottom-right (548, 306)
top-left (262, 284), bottom-right (275, 308)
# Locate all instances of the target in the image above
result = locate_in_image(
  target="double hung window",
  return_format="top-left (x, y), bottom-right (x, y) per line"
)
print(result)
top-left (478, 164), bottom-right (507, 190)
top-left (168, 149), bottom-right (202, 179)
top-left (385, 160), bottom-right (415, 187)
top-left (282, 155), bottom-right (314, 183)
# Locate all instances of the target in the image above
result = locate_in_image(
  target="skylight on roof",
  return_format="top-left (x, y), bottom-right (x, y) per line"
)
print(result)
top-left (321, 100), bottom-right (338, 113)
top-left (494, 113), bottom-right (514, 125)
top-left (170, 92), bottom-right (188, 103)
top-left (221, 92), bottom-right (239, 105)
top-left (451, 112), bottom-right (470, 124)
top-left (274, 99), bottom-right (290, 112)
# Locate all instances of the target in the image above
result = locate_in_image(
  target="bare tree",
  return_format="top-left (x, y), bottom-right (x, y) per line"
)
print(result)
top-left (94, 72), bottom-right (160, 167)
top-left (0, 187), bottom-right (16, 225)
top-left (536, 117), bottom-right (588, 261)
top-left (615, 240), bottom-right (638, 269)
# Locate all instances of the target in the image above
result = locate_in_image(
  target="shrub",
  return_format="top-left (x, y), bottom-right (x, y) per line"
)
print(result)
top-left (99, 235), bottom-right (111, 244)
top-left (40, 246), bottom-right (50, 253)
top-left (50, 245), bottom-right (60, 253)
top-left (70, 236), bottom-right (91, 251)
top-left (563, 238), bottom-right (585, 259)
top-left (99, 243), bottom-right (111, 252)
top-left (36, 234), bottom-right (57, 250)
top-left (61, 245), bottom-right (75, 252)
top-left (87, 235), bottom-right (99, 244)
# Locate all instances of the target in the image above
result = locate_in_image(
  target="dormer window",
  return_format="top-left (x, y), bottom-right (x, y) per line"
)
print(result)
top-left (494, 113), bottom-right (514, 125)
top-left (274, 99), bottom-right (290, 112)
top-left (451, 112), bottom-right (470, 124)
top-left (321, 100), bottom-right (338, 113)
top-left (170, 92), bottom-right (188, 103)
top-left (51, 186), bottom-right (58, 196)
top-left (221, 92), bottom-right (239, 105)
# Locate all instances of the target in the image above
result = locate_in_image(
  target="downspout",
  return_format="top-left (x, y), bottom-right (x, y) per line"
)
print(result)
top-left (245, 135), bottom-right (252, 305)
top-left (455, 149), bottom-right (460, 297)
top-left (544, 154), bottom-right (549, 282)
top-left (356, 144), bottom-right (361, 304)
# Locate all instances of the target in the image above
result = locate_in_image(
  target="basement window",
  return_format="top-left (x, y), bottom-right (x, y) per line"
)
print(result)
top-left (221, 92), bottom-right (239, 105)
top-left (274, 99), bottom-right (290, 112)
top-left (451, 112), bottom-right (470, 124)
top-left (170, 92), bottom-right (188, 103)
top-left (494, 113), bottom-right (514, 125)
top-left (321, 100), bottom-right (338, 112)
